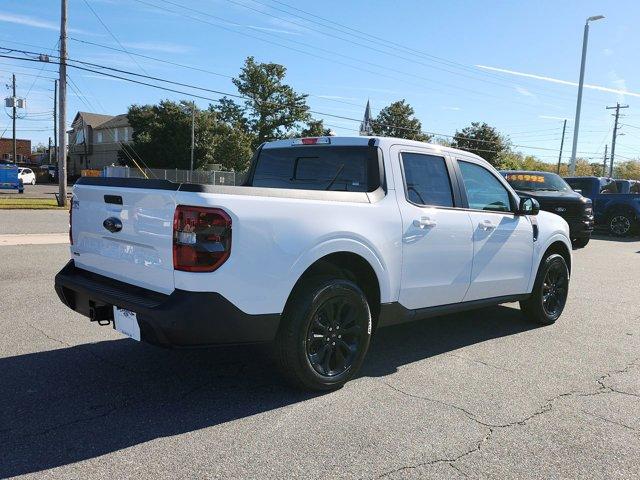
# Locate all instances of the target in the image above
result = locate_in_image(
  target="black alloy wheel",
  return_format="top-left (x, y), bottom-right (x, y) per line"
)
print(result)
top-left (305, 296), bottom-right (364, 377)
top-left (520, 253), bottom-right (569, 325)
top-left (541, 261), bottom-right (568, 318)
top-left (276, 277), bottom-right (372, 391)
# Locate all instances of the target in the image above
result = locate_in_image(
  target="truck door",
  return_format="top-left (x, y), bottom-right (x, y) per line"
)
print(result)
top-left (455, 159), bottom-right (533, 301)
top-left (391, 146), bottom-right (474, 310)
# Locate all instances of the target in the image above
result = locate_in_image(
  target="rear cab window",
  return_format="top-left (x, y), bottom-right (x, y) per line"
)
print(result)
top-left (250, 146), bottom-right (381, 192)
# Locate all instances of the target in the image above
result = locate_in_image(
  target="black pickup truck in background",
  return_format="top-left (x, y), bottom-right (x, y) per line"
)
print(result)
top-left (502, 171), bottom-right (594, 249)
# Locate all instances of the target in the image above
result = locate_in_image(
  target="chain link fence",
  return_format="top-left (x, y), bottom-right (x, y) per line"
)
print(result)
top-left (103, 166), bottom-right (239, 186)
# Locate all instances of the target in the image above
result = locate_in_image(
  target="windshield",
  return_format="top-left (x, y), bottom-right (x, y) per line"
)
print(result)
top-left (503, 172), bottom-right (571, 192)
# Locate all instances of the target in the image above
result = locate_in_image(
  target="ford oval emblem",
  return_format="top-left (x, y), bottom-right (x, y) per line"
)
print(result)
top-left (103, 217), bottom-right (123, 233)
top-left (555, 207), bottom-right (566, 213)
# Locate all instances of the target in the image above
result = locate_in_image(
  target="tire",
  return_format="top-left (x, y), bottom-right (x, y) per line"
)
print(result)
top-left (520, 253), bottom-right (569, 325)
top-left (31, 179), bottom-right (36, 185)
top-left (571, 237), bottom-right (590, 249)
top-left (275, 276), bottom-right (372, 391)
top-left (608, 211), bottom-right (636, 237)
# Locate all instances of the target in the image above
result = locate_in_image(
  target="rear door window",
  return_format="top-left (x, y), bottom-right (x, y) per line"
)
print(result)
top-left (251, 146), bottom-right (380, 192)
top-left (401, 153), bottom-right (454, 207)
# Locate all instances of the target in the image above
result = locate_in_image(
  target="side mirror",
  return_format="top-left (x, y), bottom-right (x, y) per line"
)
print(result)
top-left (518, 197), bottom-right (539, 215)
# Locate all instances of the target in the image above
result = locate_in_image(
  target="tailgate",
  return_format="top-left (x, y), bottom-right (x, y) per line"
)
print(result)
top-left (71, 184), bottom-right (177, 294)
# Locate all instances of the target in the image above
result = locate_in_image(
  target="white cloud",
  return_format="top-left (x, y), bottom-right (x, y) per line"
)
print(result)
top-left (603, 48), bottom-right (614, 56)
top-left (442, 106), bottom-right (461, 111)
top-left (476, 65), bottom-right (640, 98)
top-left (122, 41), bottom-right (191, 54)
top-left (539, 115), bottom-right (568, 121)
top-left (0, 11), bottom-right (87, 34)
top-left (608, 70), bottom-right (627, 102)
top-left (515, 86), bottom-right (535, 97)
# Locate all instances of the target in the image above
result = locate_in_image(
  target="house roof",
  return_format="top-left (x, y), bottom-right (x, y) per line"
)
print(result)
top-left (71, 111), bottom-right (116, 128)
top-left (95, 114), bottom-right (129, 130)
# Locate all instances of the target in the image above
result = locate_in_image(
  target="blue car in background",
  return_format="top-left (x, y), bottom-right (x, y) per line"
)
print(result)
top-left (0, 164), bottom-right (24, 194)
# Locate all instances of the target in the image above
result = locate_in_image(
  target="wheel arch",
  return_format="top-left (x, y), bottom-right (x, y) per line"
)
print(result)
top-left (285, 251), bottom-right (384, 329)
top-left (542, 239), bottom-right (572, 274)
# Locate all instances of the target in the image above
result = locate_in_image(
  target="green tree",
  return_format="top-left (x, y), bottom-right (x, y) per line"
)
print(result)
top-left (125, 100), bottom-right (218, 170)
top-left (451, 122), bottom-right (510, 166)
top-left (613, 160), bottom-right (640, 180)
top-left (371, 100), bottom-right (431, 142)
top-left (231, 56), bottom-right (310, 148)
top-left (300, 119), bottom-right (331, 137)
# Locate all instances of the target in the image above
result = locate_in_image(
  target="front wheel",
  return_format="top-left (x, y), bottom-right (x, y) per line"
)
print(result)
top-left (520, 253), bottom-right (569, 325)
top-left (31, 179), bottom-right (36, 185)
top-left (275, 277), bottom-right (372, 391)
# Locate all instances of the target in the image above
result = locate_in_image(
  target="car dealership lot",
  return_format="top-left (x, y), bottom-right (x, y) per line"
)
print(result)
top-left (1, 211), bottom-right (638, 479)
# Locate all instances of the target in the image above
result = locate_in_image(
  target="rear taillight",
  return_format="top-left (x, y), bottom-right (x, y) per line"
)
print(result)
top-left (69, 201), bottom-right (73, 245)
top-left (173, 206), bottom-right (232, 272)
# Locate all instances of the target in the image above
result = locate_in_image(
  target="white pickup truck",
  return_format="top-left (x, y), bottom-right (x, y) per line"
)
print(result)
top-left (56, 136), bottom-right (572, 390)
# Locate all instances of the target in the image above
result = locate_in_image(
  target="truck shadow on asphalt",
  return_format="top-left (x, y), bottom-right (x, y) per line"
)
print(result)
top-left (1, 305), bottom-right (536, 477)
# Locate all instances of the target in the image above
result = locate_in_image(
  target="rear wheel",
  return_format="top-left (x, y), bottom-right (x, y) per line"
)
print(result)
top-left (275, 276), bottom-right (372, 391)
top-left (31, 179), bottom-right (36, 185)
top-left (520, 253), bottom-right (569, 325)
top-left (608, 211), bottom-right (636, 237)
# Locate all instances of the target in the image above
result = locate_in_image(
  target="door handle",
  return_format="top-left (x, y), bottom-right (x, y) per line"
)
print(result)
top-left (414, 216), bottom-right (437, 229)
top-left (479, 219), bottom-right (497, 231)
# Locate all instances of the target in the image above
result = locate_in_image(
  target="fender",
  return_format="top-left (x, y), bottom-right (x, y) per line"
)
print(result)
top-left (527, 232), bottom-right (572, 292)
top-left (286, 235), bottom-right (394, 305)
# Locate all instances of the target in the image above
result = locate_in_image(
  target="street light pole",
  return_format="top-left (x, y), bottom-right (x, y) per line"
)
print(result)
top-left (568, 15), bottom-right (604, 175)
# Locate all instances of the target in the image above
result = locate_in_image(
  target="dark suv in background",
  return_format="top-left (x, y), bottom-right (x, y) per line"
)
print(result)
top-left (502, 171), bottom-right (594, 248)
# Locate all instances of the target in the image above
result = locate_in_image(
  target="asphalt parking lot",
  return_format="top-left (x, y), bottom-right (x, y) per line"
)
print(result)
top-left (0, 183), bottom-right (61, 199)
top-left (1, 211), bottom-right (639, 479)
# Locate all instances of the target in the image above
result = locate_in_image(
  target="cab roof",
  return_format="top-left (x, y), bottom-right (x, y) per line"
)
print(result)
top-left (262, 135), bottom-right (486, 162)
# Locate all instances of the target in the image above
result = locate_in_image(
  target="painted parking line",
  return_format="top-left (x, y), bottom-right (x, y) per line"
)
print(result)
top-left (0, 233), bottom-right (69, 246)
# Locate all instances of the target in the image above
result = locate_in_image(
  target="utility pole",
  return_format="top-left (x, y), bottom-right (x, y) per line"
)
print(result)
top-left (53, 79), bottom-right (57, 166)
top-left (58, 0), bottom-right (68, 207)
top-left (189, 101), bottom-right (195, 182)
top-left (606, 102), bottom-right (629, 178)
top-left (48, 136), bottom-right (52, 164)
top-left (601, 144), bottom-right (608, 177)
top-left (556, 119), bottom-right (567, 174)
top-left (12, 74), bottom-right (17, 164)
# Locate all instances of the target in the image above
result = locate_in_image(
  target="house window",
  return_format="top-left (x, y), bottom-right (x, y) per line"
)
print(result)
top-left (96, 131), bottom-right (103, 143)
top-left (114, 128), bottom-right (119, 142)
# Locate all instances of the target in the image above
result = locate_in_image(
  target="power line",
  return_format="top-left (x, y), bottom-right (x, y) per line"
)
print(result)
top-left (81, 0), bottom-right (150, 77)
top-left (136, 0), bottom-right (565, 113)
top-left (252, 0), bottom-right (604, 107)
top-left (0, 51), bottom-right (609, 156)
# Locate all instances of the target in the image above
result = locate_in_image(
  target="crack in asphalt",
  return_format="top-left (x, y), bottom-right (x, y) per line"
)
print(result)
top-left (447, 353), bottom-right (514, 373)
top-left (372, 357), bottom-right (640, 479)
top-left (580, 410), bottom-right (640, 434)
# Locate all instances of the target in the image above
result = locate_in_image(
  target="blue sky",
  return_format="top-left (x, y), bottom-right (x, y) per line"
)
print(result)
top-left (1, 0), bottom-right (639, 163)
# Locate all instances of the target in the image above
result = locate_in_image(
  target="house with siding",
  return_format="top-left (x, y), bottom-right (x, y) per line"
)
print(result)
top-left (68, 112), bottom-right (133, 175)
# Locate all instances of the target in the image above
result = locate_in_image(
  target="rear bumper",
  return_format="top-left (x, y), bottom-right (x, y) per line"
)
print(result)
top-left (54, 260), bottom-right (281, 347)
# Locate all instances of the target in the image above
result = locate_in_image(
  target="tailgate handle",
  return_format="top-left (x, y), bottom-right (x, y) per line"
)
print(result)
top-left (104, 195), bottom-right (123, 205)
